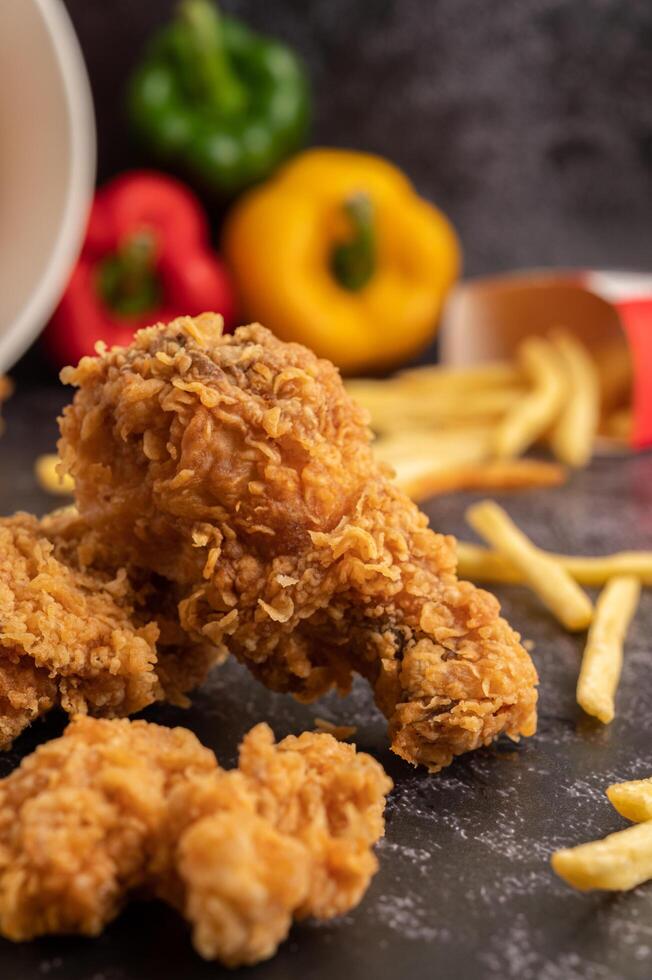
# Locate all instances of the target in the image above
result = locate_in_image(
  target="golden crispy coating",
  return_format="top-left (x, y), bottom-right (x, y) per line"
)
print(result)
top-left (59, 315), bottom-right (538, 771)
top-left (0, 715), bottom-right (391, 966)
top-left (0, 513), bottom-right (217, 746)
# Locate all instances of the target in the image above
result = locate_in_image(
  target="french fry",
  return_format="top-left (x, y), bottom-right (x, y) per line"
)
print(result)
top-left (347, 380), bottom-right (524, 433)
top-left (374, 426), bottom-right (496, 499)
top-left (374, 427), bottom-right (494, 465)
top-left (607, 778), bottom-right (652, 823)
top-left (452, 459), bottom-right (566, 491)
top-left (576, 576), bottom-right (640, 724)
top-left (549, 330), bottom-right (600, 467)
top-left (552, 821), bottom-right (652, 891)
top-left (493, 336), bottom-right (567, 459)
top-left (395, 360), bottom-right (522, 392)
top-left (456, 542), bottom-right (522, 583)
top-left (387, 459), bottom-right (566, 502)
top-left (35, 454), bottom-right (75, 496)
top-left (313, 718), bottom-right (357, 741)
top-left (456, 542), bottom-right (652, 587)
top-left (465, 500), bottom-right (593, 631)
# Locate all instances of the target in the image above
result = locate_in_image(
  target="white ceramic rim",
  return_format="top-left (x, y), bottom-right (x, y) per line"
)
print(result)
top-left (0, 0), bottom-right (96, 374)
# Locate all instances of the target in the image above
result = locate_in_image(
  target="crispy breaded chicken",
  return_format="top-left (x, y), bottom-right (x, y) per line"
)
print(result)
top-left (0, 715), bottom-right (391, 966)
top-left (0, 512), bottom-right (217, 746)
top-left (59, 314), bottom-right (538, 771)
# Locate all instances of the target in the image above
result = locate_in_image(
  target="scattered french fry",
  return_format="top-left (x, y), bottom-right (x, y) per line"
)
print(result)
top-left (387, 458), bottom-right (565, 502)
top-left (607, 778), bottom-right (652, 823)
top-left (557, 551), bottom-right (652, 586)
top-left (549, 330), bottom-right (600, 467)
top-left (313, 718), bottom-right (358, 740)
top-left (465, 500), bottom-right (593, 631)
top-left (493, 336), bottom-right (566, 458)
top-left (455, 542), bottom-right (522, 583)
top-left (35, 454), bottom-right (75, 496)
top-left (552, 821), bottom-right (652, 891)
top-left (382, 458), bottom-right (487, 501)
top-left (576, 576), bottom-right (640, 724)
top-left (456, 541), bottom-right (652, 587)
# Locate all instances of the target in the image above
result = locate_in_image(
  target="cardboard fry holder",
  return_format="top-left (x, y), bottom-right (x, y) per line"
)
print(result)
top-left (440, 269), bottom-right (652, 449)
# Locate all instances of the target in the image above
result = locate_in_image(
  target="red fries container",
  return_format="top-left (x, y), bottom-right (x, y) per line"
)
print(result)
top-left (440, 270), bottom-right (652, 449)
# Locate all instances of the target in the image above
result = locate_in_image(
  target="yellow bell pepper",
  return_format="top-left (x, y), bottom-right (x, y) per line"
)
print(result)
top-left (223, 149), bottom-right (461, 373)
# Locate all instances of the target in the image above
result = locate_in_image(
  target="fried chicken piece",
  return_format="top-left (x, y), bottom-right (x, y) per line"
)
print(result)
top-left (59, 314), bottom-right (538, 771)
top-left (43, 504), bottom-right (223, 706)
top-left (0, 715), bottom-right (391, 966)
top-left (0, 512), bottom-right (217, 746)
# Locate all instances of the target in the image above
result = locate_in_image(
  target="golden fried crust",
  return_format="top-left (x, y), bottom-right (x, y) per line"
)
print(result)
top-left (42, 505), bottom-right (222, 708)
top-left (59, 315), bottom-right (538, 771)
top-left (0, 658), bottom-right (55, 749)
top-left (0, 716), bottom-right (391, 967)
top-left (0, 513), bottom-right (159, 744)
top-left (59, 316), bottom-right (373, 582)
top-left (0, 716), bottom-right (216, 940)
top-left (0, 513), bottom-right (218, 745)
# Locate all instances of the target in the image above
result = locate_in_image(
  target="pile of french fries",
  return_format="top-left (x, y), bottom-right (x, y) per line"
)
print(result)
top-left (346, 330), bottom-right (633, 501)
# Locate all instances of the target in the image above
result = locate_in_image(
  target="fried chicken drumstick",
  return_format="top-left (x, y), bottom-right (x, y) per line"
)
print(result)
top-left (59, 314), bottom-right (537, 771)
top-left (0, 715), bottom-right (391, 966)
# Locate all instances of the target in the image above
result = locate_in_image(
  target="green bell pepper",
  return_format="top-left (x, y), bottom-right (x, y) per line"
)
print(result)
top-left (127, 0), bottom-right (311, 196)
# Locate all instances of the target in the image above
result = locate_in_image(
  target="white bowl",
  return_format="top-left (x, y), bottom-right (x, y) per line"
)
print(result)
top-left (0, 0), bottom-right (95, 373)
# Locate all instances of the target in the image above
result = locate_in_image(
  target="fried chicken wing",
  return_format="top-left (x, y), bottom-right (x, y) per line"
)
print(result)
top-left (0, 715), bottom-right (390, 966)
top-left (59, 314), bottom-right (538, 771)
top-left (0, 512), bottom-right (216, 746)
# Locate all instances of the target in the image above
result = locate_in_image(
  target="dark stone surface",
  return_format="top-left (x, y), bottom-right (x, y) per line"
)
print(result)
top-left (1, 386), bottom-right (652, 979)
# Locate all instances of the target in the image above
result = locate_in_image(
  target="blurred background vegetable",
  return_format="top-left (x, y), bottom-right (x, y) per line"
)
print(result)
top-left (128, 0), bottom-right (310, 197)
top-left (224, 148), bottom-right (460, 373)
top-left (46, 171), bottom-right (236, 367)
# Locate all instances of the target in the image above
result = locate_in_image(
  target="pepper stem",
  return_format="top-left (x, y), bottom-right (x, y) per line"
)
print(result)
top-left (98, 232), bottom-right (162, 317)
top-left (331, 193), bottom-right (376, 292)
top-left (179, 0), bottom-right (247, 116)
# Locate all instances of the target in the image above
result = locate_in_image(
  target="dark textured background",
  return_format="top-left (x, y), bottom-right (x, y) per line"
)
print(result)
top-left (14, 0), bottom-right (652, 382)
top-left (62, 0), bottom-right (652, 275)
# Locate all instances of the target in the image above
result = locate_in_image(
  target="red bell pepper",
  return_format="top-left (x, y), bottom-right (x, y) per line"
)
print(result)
top-left (46, 170), bottom-right (237, 366)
